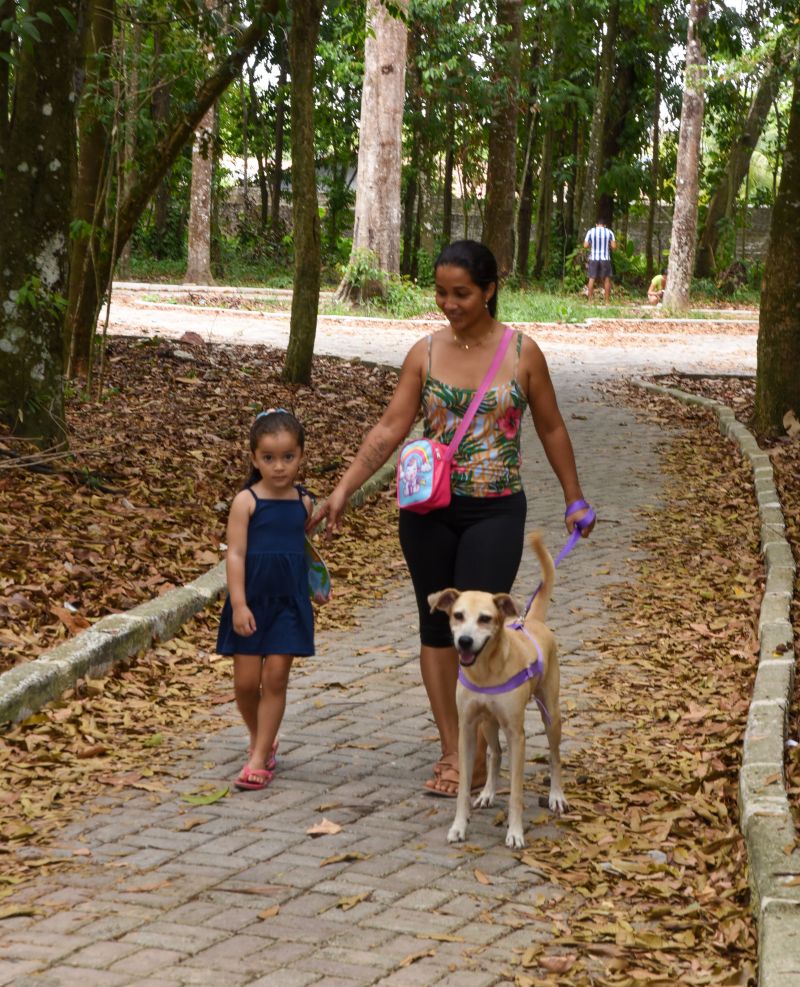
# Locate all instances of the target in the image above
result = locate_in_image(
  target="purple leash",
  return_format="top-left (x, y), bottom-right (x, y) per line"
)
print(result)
top-left (519, 498), bottom-right (596, 621)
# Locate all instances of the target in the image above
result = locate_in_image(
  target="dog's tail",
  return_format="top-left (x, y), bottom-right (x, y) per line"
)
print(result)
top-left (528, 531), bottom-right (555, 624)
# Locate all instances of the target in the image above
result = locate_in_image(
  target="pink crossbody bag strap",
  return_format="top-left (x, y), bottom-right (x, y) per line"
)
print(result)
top-left (444, 327), bottom-right (514, 462)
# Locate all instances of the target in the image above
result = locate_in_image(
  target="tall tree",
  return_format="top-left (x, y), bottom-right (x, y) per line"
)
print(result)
top-left (0, 1), bottom-right (82, 446)
top-left (754, 62), bottom-right (800, 433)
top-left (695, 42), bottom-right (784, 277)
top-left (65, 2), bottom-right (281, 379)
top-left (270, 34), bottom-right (288, 233)
top-left (645, 30), bottom-right (663, 280)
top-left (578, 0), bottom-right (619, 234)
top-left (184, 102), bottom-right (216, 283)
top-left (337, 0), bottom-right (408, 302)
top-left (282, 0), bottom-right (324, 385)
top-left (0, 1), bottom-right (281, 444)
top-left (185, 0), bottom-right (219, 284)
top-left (482, 0), bottom-right (522, 278)
top-left (662, 0), bottom-right (709, 314)
top-left (64, 0), bottom-right (114, 379)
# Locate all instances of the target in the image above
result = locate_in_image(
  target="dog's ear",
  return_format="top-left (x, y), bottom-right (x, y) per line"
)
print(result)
top-left (493, 593), bottom-right (519, 618)
top-left (428, 588), bottom-right (460, 614)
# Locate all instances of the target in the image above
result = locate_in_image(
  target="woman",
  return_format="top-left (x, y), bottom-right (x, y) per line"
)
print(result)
top-left (312, 240), bottom-right (594, 796)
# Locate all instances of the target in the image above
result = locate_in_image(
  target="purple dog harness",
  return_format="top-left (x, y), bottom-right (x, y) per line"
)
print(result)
top-left (456, 500), bottom-right (596, 727)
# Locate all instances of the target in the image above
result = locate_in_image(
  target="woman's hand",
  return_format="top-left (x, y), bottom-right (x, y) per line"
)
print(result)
top-left (565, 501), bottom-right (596, 538)
top-left (232, 605), bottom-right (257, 636)
top-left (308, 486), bottom-right (349, 537)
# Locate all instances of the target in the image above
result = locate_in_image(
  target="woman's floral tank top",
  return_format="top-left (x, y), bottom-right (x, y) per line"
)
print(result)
top-left (421, 331), bottom-right (527, 497)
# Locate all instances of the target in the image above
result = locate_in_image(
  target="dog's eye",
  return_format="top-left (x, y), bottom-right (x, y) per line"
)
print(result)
top-left (452, 611), bottom-right (464, 622)
top-left (478, 614), bottom-right (493, 625)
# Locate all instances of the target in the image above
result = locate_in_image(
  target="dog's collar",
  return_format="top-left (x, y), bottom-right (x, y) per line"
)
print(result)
top-left (457, 622), bottom-right (551, 726)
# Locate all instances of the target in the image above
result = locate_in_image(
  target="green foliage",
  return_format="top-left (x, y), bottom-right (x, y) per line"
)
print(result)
top-left (15, 276), bottom-right (67, 319)
top-left (340, 248), bottom-right (385, 292)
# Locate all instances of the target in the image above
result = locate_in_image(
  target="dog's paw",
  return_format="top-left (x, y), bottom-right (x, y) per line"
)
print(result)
top-left (473, 791), bottom-right (495, 809)
top-left (505, 829), bottom-right (525, 849)
top-left (447, 824), bottom-right (467, 843)
top-left (549, 791), bottom-right (568, 814)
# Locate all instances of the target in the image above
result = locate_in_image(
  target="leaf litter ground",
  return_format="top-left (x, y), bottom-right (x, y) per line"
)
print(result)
top-left (2, 338), bottom-right (799, 985)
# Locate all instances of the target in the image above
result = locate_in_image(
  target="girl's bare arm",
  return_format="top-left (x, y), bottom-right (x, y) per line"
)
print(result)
top-left (226, 491), bottom-right (257, 634)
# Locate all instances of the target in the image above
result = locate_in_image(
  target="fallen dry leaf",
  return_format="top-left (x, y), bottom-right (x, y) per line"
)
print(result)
top-left (307, 818), bottom-right (343, 837)
top-left (398, 949), bottom-right (435, 968)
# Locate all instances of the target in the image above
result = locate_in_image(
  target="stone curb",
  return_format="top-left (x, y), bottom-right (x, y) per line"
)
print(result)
top-left (0, 457), bottom-right (399, 727)
top-left (632, 378), bottom-right (799, 986)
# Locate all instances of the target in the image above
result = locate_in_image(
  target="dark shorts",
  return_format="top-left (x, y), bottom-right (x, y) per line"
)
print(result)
top-left (398, 491), bottom-right (527, 648)
top-left (588, 259), bottom-right (613, 280)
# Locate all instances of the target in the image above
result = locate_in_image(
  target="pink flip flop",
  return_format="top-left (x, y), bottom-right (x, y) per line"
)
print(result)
top-left (235, 765), bottom-right (274, 791)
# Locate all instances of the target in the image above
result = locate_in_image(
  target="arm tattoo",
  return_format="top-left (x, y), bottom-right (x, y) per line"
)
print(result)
top-left (360, 436), bottom-right (390, 472)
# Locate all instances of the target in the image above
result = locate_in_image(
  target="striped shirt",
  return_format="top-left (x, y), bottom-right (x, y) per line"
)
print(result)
top-left (584, 225), bottom-right (615, 261)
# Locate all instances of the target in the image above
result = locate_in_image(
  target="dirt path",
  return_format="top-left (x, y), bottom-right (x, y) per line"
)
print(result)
top-left (106, 289), bottom-right (758, 379)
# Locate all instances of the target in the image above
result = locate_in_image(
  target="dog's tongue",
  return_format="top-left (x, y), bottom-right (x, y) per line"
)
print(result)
top-left (458, 650), bottom-right (477, 667)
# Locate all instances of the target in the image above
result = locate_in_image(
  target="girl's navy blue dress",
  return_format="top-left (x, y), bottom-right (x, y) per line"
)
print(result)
top-left (216, 489), bottom-right (314, 657)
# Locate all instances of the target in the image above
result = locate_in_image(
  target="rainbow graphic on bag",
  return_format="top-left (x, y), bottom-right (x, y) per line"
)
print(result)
top-left (396, 437), bottom-right (452, 512)
top-left (304, 536), bottom-right (332, 604)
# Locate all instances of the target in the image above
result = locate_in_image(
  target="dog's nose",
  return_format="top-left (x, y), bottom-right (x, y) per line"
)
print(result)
top-left (457, 635), bottom-right (474, 652)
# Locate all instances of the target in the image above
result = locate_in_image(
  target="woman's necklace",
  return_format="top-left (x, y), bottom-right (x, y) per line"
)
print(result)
top-left (452, 325), bottom-right (496, 351)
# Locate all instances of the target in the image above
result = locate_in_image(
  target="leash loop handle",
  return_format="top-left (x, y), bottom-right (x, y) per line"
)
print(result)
top-left (565, 498), bottom-right (596, 534)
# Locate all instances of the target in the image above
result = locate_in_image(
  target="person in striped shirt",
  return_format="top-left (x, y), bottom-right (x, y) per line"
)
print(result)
top-left (583, 218), bottom-right (617, 302)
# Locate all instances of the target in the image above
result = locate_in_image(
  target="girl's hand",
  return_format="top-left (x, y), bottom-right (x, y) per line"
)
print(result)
top-left (233, 605), bottom-right (257, 637)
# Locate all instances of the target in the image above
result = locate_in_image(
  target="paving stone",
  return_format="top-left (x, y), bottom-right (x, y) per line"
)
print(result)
top-left (119, 920), bottom-right (227, 954)
top-left (13, 967), bottom-right (132, 987)
top-left (65, 940), bottom-right (141, 968)
top-left (155, 965), bottom-right (251, 985)
top-left (108, 947), bottom-right (188, 975)
top-left (246, 971), bottom-right (319, 987)
top-left (0, 960), bottom-right (43, 987)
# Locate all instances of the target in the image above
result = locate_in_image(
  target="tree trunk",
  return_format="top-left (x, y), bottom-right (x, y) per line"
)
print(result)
top-left (248, 68), bottom-right (270, 228)
top-left (0, 0), bottom-right (14, 167)
top-left (695, 48), bottom-right (782, 278)
top-left (401, 41), bottom-right (421, 277)
top-left (442, 99), bottom-right (455, 247)
top-left (515, 109), bottom-right (537, 280)
top-left (270, 41), bottom-right (288, 233)
top-left (578, 0), bottom-right (619, 235)
top-left (64, 0), bottom-right (114, 379)
top-left (66, 2), bottom-right (280, 364)
top-left (754, 67), bottom-right (800, 433)
top-left (283, 0), bottom-right (323, 385)
top-left (645, 41), bottom-right (662, 280)
top-left (151, 28), bottom-right (172, 251)
top-left (564, 113), bottom-right (579, 248)
top-left (337, 0), bottom-right (408, 303)
top-left (662, 0), bottom-right (708, 314)
top-left (532, 124), bottom-right (554, 279)
top-left (184, 103), bottom-right (215, 283)
top-left (117, 19), bottom-right (140, 278)
top-left (185, 0), bottom-right (217, 287)
top-left (483, 0), bottom-right (522, 278)
top-left (0, 0), bottom-right (81, 445)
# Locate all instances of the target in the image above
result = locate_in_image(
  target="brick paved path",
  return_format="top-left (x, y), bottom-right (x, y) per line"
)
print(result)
top-left (1, 370), bottom-right (668, 986)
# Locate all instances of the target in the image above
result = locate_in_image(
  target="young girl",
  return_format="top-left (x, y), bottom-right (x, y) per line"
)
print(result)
top-left (216, 409), bottom-right (314, 791)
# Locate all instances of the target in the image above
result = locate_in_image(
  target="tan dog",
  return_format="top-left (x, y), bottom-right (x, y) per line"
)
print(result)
top-left (428, 532), bottom-right (565, 849)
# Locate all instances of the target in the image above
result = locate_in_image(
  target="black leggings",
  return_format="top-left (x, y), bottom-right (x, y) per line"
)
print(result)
top-left (398, 491), bottom-right (527, 647)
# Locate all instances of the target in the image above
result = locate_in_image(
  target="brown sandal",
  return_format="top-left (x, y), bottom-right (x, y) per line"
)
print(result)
top-left (424, 756), bottom-right (486, 798)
